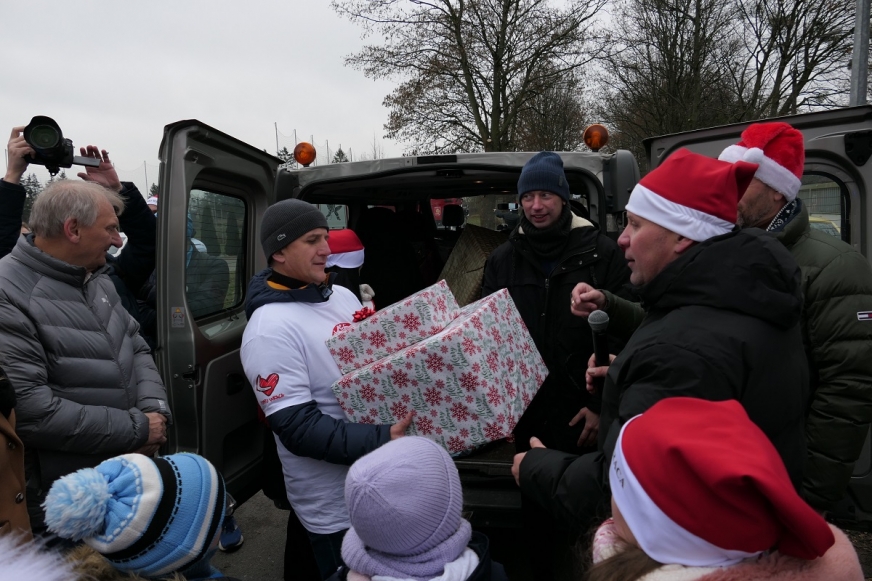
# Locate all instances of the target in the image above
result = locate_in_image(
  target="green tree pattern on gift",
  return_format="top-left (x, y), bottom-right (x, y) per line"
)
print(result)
top-left (347, 335), bottom-right (365, 356)
top-left (381, 376), bottom-right (400, 399)
top-left (349, 392), bottom-right (367, 414)
top-left (450, 344), bottom-right (470, 368)
top-left (380, 319), bottom-right (399, 339)
top-left (444, 374), bottom-right (465, 399)
top-left (414, 301), bottom-right (432, 325)
top-left (475, 395), bottom-right (496, 419)
top-left (440, 408), bottom-right (458, 432)
top-left (469, 423), bottom-right (487, 446)
top-left (415, 360), bottom-right (434, 384)
top-left (410, 388), bottom-right (430, 413)
top-left (378, 403), bottom-right (395, 424)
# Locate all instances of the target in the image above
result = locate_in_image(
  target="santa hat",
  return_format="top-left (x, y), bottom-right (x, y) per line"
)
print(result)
top-left (610, 397), bottom-right (834, 568)
top-left (327, 229), bottom-right (365, 269)
top-left (626, 149), bottom-right (758, 242)
top-left (146, 196), bottom-right (159, 206)
top-left (718, 122), bottom-right (804, 201)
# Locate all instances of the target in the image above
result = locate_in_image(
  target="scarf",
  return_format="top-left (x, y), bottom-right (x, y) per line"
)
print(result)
top-left (517, 204), bottom-right (573, 261)
top-left (766, 199), bottom-right (802, 233)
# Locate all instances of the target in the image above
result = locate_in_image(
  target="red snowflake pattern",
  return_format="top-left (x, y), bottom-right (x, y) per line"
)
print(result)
top-left (471, 316), bottom-right (484, 332)
top-left (424, 387), bottom-right (442, 406)
top-left (444, 395), bottom-right (453, 404)
top-left (425, 352), bottom-right (445, 373)
top-left (465, 395), bottom-right (474, 404)
top-left (341, 392), bottom-right (350, 399)
top-left (405, 361), bottom-right (413, 370)
top-left (430, 409), bottom-right (438, 417)
top-left (353, 377), bottom-right (361, 386)
top-left (504, 379), bottom-right (517, 400)
top-left (486, 386), bottom-right (503, 406)
top-left (372, 362), bottom-right (385, 374)
top-left (370, 331), bottom-right (388, 349)
top-left (401, 393), bottom-right (411, 404)
top-left (459, 428), bottom-right (470, 439)
top-left (399, 331), bottom-right (407, 340)
top-left (359, 416), bottom-right (375, 424)
top-left (391, 370), bottom-right (410, 388)
top-left (415, 416), bottom-right (435, 435)
top-left (378, 394), bottom-right (386, 402)
top-left (522, 392), bottom-right (532, 407)
top-left (484, 422), bottom-right (504, 441)
top-left (390, 401), bottom-right (409, 418)
top-left (402, 313), bottom-right (422, 331)
top-left (337, 376), bottom-right (353, 389)
top-left (496, 413), bottom-right (506, 425)
top-left (337, 346), bottom-right (355, 364)
top-left (471, 362), bottom-right (481, 374)
top-left (470, 413), bottom-right (479, 421)
top-left (411, 379), bottom-right (419, 387)
top-left (519, 361), bottom-right (530, 378)
top-left (434, 379), bottom-right (446, 390)
top-left (440, 345), bottom-right (449, 353)
top-left (435, 427), bottom-right (443, 435)
top-left (369, 408), bottom-right (378, 417)
top-left (461, 336), bottom-right (479, 355)
top-left (436, 296), bottom-right (447, 312)
top-left (450, 402), bottom-right (470, 422)
top-left (486, 352), bottom-right (500, 373)
top-left (459, 372), bottom-right (479, 392)
top-left (360, 385), bottom-right (377, 402)
top-left (506, 359), bottom-right (515, 373)
top-left (447, 436), bottom-right (466, 453)
top-left (446, 363), bottom-right (454, 373)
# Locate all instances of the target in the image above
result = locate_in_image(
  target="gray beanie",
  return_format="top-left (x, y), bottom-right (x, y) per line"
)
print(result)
top-left (260, 199), bottom-right (328, 260)
top-left (517, 151), bottom-right (570, 201)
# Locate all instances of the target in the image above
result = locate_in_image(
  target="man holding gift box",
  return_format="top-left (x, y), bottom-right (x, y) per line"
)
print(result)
top-left (240, 199), bottom-right (413, 580)
top-left (482, 151), bottom-right (631, 454)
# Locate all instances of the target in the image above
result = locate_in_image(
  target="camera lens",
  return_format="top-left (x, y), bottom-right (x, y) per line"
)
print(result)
top-left (28, 124), bottom-right (61, 149)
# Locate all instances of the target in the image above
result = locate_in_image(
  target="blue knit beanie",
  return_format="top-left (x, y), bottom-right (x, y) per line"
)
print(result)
top-left (517, 151), bottom-right (570, 201)
top-left (43, 453), bottom-right (225, 580)
top-left (341, 437), bottom-right (472, 581)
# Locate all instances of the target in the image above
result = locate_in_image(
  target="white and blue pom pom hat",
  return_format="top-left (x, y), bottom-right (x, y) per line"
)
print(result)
top-left (43, 453), bottom-right (225, 579)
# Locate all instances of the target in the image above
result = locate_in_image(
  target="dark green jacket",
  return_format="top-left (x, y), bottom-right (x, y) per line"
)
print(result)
top-left (780, 205), bottom-right (872, 511)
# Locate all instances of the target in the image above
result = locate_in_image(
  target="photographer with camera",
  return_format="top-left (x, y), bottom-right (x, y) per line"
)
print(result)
top-left (0, 121), bottom-right (172, 544)
top-left (1, 127), bottom-right (32, 258)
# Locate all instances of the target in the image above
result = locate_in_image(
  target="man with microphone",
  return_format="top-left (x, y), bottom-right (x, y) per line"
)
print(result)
top-left (512, 149), bottom-right (810, 533)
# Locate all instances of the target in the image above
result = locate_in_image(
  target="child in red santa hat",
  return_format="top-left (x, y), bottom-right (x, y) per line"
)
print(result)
top-left (587, 397), bottom-right (863, 581)
top-left (327, 229), bottom-right (375, 310)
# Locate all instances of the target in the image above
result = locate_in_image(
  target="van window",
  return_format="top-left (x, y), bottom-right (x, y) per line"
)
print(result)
top-left (319, 204), bottom-right (348, 229)
top-left (800, 175), bottom-right (845, 241)
top-left (187, 190), bottom-right (246, 318)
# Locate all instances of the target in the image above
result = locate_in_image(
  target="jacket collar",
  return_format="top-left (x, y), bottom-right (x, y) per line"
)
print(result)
top-left (10, 234), bottom-right (107, 288)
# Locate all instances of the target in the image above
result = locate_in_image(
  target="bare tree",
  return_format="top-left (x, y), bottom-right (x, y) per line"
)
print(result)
top-left (599, 0), bottom-right (746, 162)
top-left (332, 0), bottom-right (609, 153)
top-left (728, 0), bottom-right (854, 117)
top-left (513, 74), bottom-right (591, 151)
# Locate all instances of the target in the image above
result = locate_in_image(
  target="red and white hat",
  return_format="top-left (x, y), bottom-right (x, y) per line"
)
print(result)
top-left (626, 149), bottom-right (758, 242)
top-left (610, 397), bottom-right (834, 567)
top-left (718, 122), bottom-right (805, 201)
top-left (326, 229), bottom-right (365, 269)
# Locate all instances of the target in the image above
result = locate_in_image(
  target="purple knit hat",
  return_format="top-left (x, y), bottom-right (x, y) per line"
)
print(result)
top-left (341, 437), bottom-right (472, 580)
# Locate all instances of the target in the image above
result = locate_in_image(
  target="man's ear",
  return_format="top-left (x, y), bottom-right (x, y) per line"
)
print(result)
top-left (63, 218), bottom-right (80, 243)
top-left (271, 250), bottom-right (286, 265)
top-left (674, 235), bottom-right (696, 255)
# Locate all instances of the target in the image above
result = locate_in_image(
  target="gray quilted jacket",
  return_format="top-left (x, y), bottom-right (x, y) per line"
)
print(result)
top-left (0, 235), bottom-right (171, 526)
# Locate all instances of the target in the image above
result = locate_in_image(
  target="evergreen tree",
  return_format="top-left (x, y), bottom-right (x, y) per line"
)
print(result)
top-left (332, 147), bottom-right (349, 163)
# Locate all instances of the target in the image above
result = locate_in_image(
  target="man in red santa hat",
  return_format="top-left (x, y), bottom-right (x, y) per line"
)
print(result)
top-left (514, 149), bottom-right (809, 537)
top-left (719, 122), bottom-right (872, 514)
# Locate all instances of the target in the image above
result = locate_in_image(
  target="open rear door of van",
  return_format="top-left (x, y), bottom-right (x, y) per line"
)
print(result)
top-left (645, 105), bottom-right (872, 530)
top-left (156, 120), bottom-right (280, 504)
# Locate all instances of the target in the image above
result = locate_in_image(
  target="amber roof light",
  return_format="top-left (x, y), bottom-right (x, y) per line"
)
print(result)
top-left (583, 124), bottom-right (609, 152)
top-left (294, 142), bottom-right (317, 167)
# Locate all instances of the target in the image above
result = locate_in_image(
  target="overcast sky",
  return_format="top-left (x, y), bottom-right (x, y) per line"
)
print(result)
top-left (0, 1), bottom-right (401, 190)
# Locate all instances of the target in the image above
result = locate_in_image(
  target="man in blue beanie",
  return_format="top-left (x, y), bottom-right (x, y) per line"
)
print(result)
top-left (481, 151), bottom-right (630, 579)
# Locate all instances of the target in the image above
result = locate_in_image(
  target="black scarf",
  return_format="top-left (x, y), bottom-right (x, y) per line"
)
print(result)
top-left (766, 198), bottom-right (802, 233)
top-left (518, 204), bottom-right (573, 261)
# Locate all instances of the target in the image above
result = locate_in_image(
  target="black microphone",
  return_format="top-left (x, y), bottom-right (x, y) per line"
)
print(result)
top-left (589, 310), bottom-right (610, 391)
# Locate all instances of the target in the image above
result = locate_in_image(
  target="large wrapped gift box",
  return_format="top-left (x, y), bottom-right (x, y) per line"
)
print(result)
top-left (331, 289), bottom-right (547, 455)
top-left (326, 280), bottom-right (461, 374)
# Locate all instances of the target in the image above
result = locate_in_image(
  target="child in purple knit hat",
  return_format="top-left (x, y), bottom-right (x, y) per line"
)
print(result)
top-left (327, 436), bottom-right (508, 581)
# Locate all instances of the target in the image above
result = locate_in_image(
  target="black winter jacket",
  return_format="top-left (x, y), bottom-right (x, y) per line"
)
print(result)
top-left (519, 229), bottom-right (809, 530)
top-left (326, 532), bottom-right (509, 581)
top-left (482, 214), bottom-right (630, 452)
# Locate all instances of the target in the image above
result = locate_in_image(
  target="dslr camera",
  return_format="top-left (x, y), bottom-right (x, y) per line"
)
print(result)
top-left (23, 116), bottom-right (99, 176)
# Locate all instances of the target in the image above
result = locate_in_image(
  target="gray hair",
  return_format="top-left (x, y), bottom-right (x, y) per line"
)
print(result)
top-left (30, 181), bottom-right (125, 239)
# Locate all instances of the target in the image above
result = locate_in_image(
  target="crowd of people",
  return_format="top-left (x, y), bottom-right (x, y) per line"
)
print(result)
top-left (0, 120), bottom-right (870, 581)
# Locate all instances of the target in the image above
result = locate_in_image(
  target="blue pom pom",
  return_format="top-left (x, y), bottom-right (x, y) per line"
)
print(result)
top-left (43, 467), bottom-right (111, 540)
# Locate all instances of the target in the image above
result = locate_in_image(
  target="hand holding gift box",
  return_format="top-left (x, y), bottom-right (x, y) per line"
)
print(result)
top-left (330, 287), bottom-right (548, 456)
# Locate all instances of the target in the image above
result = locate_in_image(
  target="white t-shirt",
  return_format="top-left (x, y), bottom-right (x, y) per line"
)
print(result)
top-left (241, 285), bottom-right (362, 534)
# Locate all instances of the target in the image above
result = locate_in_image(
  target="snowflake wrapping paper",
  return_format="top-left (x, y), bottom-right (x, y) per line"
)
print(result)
top-left (331, 289), bottom-right (548, 456)
top-left (326, 280), bottom-right (461, 374)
